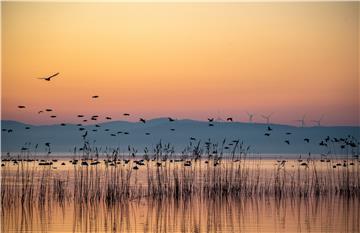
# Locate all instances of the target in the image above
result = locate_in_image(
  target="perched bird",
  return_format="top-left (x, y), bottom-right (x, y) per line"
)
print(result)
top-left (38, 72), bottom-right (59, 81)
top-left (140, 118), bottom-right (146, 123)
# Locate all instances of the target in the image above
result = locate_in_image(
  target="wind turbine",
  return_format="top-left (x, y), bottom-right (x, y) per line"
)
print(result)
top-left (246, 112), bottom-right (255, 123)
top-left (261, 113), bottom-right (273, 124)
top-left (296, 115), bottom-right (306, 127)
top-left (312, 115), bottom-right (324, 127)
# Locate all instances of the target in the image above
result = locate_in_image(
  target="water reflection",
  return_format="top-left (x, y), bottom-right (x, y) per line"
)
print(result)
top-left (2, 196), bottom-right (359, 233)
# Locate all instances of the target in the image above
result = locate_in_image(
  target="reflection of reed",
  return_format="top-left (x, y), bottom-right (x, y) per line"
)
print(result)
top-left (2, 195), bottom-right (360, 232)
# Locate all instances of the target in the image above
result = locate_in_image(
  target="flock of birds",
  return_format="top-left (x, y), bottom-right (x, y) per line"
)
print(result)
top-left (2, 72), bottom-right (359, 167)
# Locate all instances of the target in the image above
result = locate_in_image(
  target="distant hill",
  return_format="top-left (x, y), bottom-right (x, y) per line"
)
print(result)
top-left (1, 119), bottom-right (359, 156)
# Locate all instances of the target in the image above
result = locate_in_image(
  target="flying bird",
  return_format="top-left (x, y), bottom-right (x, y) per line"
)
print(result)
top-left (18, 105), bottom-right (26, 109)
top-left (285, 140), bottom-right (290, 145)
top-left (145, 133), bottom-right (151, 135)
top-left (304, 138), bottom-right (310, 143)
top-left (267, 126), bottom-right (272, 131)
top-left (50, 115), bottom-right (56, 118)
top-left (92, 95), bottom-right (99, 98)
top-left (264, 133), bottom-right (270, 136)
top-left (123, 113), bottom-right (130, 116)
top-left (45, 109), bottom-right (53, 112)
top-left (105, 117), bottom-right (112, 120)
top-left (140, 118), bottom-right (146, 123)
top-left (208, 123), bottom-right (214, 127)
top-left (38, 72), bottom-right (59, 81)
top-left (208, 118), bottom-right (214, 122)
top-left (226, 117), bottom-right (233, 122)
top-left (38, 110), bottom-right (44, 114)
top-left (168, 117), bottom-right (175, 122)
top-left (286, 132), bottom-right (292, 135)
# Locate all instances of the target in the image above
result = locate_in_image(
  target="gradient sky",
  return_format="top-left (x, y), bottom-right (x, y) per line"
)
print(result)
top-left (2, 2), bottom-right (359, 126)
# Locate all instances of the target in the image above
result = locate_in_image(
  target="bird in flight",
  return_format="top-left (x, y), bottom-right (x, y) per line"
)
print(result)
top-left (140, 118), bottom-right (146, 123)
top-left (92, 95), bottom-right (99, 99)
top-left (18, 105), bottom-right (26, 109)
top-left (38, 72), bottom-right (60, 81)
top-left (226, 117), bottom-right (233, 122)
top-left (285, 140), bottom-right (290, 145)
top-left (123, 113), bottom-right (130, 116)
top-left (168, 117), bottom-right (175, 122)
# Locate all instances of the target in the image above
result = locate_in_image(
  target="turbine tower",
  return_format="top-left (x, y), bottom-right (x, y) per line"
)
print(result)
top-left (296, 115), bottom-right (306, 127)
top-left (312, 115), bottom-right (324, 127)
top-left (261, 113), bottom-right (273, 124)
top-left (246, 112), bottom-right (255, 123)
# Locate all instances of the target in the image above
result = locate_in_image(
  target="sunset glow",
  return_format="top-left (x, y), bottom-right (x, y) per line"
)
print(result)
top-left (2, 2), bottom-right (359, 125)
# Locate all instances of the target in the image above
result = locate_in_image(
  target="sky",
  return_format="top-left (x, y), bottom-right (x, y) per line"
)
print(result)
top-left (2, 2), bottom-right (359, 126)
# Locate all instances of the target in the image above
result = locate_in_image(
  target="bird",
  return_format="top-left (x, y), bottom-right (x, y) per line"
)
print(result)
top-left (285, 140), bottom-right (290, 145)
top-left (208, 123), bottom-right (214, 127)
top-left (264, 133), bottom-right (270, 136)
top-left (286, 132), bottom-right (292, 135)
top-left (123, 113), bottom-right (130, 116)
top-left (267, 126), bottom-right (272, 131)
top-left (17, 105), bottom-right (26, 109)
top-left (170, 128), bottom-right (175, 131)
top-left (38, 110), bottom-right (43, 114)
top-left (77, 115), bottom-right (84, 118)
top-left (45, 109), bottom-right (53, 112)
top-left (92, 95), bottom-right (99, 98)
top-left (226, 117), bottom-right (233, 122)
top-left (304, 138), bottom-right (310, 143)
top-left (77, 124), bottom-right (82, 126)
top-left (190, 137), bottom-right (196, 141)
top-left (50, 115), bottom-right (56, 118)
top-left (38, 72), bottom-right (59, 81)
top-left (145, 133), bottom-right (151, 135)
top-left (168, 117), bottom-right (175, 122)
top-left (25, 127), bottom-right (30, 130)
top-left (45, 142), bottom-right (51, 147)
top-left (208, 118), bottom-right (214, 122)
top-left (140, 118), bottom-right (146, 123)
top-left (105, 117), bottom-right (112, 120)
top-left (79, 128), bottom-right (85, 131)
top-left (60, 123), bottom-right (66, 126)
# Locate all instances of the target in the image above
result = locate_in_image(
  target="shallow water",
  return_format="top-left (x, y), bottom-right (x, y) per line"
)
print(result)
top-left (1, 158), bottom-right (359, 232)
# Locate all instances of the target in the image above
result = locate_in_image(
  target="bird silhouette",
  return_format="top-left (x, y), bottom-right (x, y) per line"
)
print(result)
top-left (105, 117), bottom-right (112, 120)
top-left (208, 118), bottom-right (214, 122)
top-left (170, 128), bottom-right (175, 131)
top-left (145, 133), bottom-right (151, 135)
top-left (38, 110), bottom-right (43, 114)
top-left (190, 137), bottom-right (196, 141)
top-left (92, 95), bottom-right (99, 98)
top-left (50, 115), bottom-right (56, 118)
top-left (60, 123), bottom-right (66, 126)
top-left (25, 127), bottom-right (30, 130)
top-left (208, 123), bottom-right (214, 127)
top-left (18, 105), bottom-right (26, 109)
top-left (123, 113), bottom-right (130, 116)
top-left (226, 117), bottom-right (233, 122)
top-left (38, 72), bottom-right (59, 81)
top-left (304, 138), bottom-right (310, 143)
top-left (285, 140), bottom-right (290, 145)
top-left (77, 115), bottom-right (84, 118)
top-left (286, 132), bottom-right (292, 135)
top-left (45, 109), bottom-right (53, 112)
top-left (264, 133), bottom-right (270, 136)
top-left (267, 126), bottom-right (272, 131)
top-left (140, 118), bottom-right (146, 123)
top-left (168, 117), bottom-right (175, 122)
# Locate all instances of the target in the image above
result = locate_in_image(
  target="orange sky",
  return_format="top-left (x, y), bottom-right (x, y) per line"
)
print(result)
top-left (2, 2), bottom-right (359, 126)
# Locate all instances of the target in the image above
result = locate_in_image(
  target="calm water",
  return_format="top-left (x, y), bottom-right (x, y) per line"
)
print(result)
top-left (1, 158), bottom-right (359, 232)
